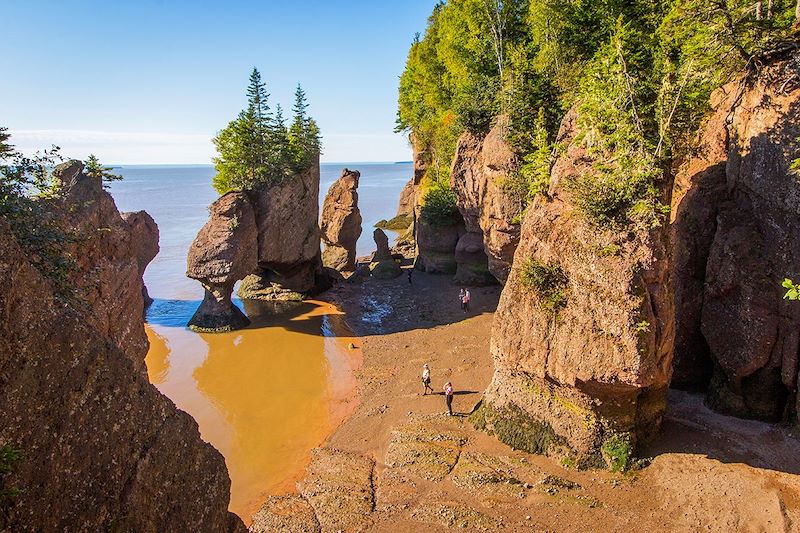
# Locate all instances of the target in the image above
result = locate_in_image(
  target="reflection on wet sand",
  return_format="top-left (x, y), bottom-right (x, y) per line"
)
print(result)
top-left (144, 300), bottom-right (360, 523)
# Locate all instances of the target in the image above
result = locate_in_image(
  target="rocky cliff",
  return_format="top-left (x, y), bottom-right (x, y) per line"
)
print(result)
top-left (321, 168), bottom-right (362, 271)
top-left (450, 118), bottom-right (521, 284)
top-left (671, 48), bottom-right (800, 421)
top-left (478, 109), bottom-right (674, 466)
top-left (54, 161), bottom-right (159, 372)
top-left (0, 173), bottom-right (244, 530)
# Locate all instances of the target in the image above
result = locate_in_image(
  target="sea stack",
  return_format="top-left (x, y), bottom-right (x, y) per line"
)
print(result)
top-left (478, 107), bottom-right (674, 467)
top-left (238, 158), bottom-right (323, 301)
top-left (186, 192), bottom-right (258, 332)
top-left (670, 52), bottom-right (800, 420)
top-left (321, 168), bottom-right (362, 271)
top-left (371, 228), bottom-right (402, 279)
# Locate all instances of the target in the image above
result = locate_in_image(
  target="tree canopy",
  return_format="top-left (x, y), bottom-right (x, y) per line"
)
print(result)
top-left (212, 68), bottom-right (321, 194)
top-left (397, 0), bottom-right (798, 224)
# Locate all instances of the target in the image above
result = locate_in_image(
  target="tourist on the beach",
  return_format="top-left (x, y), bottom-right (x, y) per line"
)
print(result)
top-left (422, 364), bottom-right (433, 395)
top-left (407, 269), bottom-right (413, 285)
top-left (459, 288), bottom-right (466, 311)
top-left (464, 289), bottom-right (471, 312)
top-left (444, 381), bottom-right (454, 415)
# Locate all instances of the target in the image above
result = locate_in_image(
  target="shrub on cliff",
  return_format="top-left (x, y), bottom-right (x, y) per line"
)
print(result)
top-left (0, 128), bottom-right (76, 296)
top-left (518, 257), bottom-right (568, 317)
top-left (420, 186), bottom-right (460, 226)
top-left (213, 69), bottom-right (321, 194)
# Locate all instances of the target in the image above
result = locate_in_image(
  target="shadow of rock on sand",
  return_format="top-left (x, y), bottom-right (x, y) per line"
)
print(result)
top-left (642, 389), bottom-right (800, 475)
top-left (323, 267), bottom-right (501, 337)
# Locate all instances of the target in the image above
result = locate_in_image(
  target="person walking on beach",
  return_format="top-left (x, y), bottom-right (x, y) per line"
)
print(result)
top-left (459, 288), bottom-right (466, 312)
top-left (407, 269), bottom-right (413, 285)
top-left (421, 364), bottom-right (433, 395)
top-left (464, 289), bottom-right (471, 312)
top-left (443, 381), bottom-right (454, 416)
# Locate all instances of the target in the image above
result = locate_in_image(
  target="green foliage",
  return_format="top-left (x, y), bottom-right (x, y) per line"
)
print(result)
top-left (0, 444), bottom-right (22, 520)
top-left (783, 278), bottom-right (800, 300)
top-left (213, 69), bottom-right (321, 194)
top-left (0, 130), bottom-right (77, 296)
top-left (518, 257), bottom-right (568, 317)
top-left (420, 185), bottom-right (460, 226)
top-left (399, 0), bottom-right (797, 224)
top-left (84, 154), bottom-right (121, 187)
top-left (601, 432), bottom-right (633, 472)
top-left (502, 109), bottom-right (555, 214)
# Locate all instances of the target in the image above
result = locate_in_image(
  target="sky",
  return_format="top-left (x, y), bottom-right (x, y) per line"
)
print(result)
top-left (0, 0), bottom-right (437, 164)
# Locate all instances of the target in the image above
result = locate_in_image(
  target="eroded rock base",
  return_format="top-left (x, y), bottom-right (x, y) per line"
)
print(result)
top-left (480, 371), bottom-right (666, 468)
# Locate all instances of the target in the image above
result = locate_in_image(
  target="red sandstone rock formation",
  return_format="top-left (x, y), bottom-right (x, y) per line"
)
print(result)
top-left (54, 161), bottom-right (159, 372)
top-left (321, 169), bottom-right (362, 271)
top-left (671, 49), bottom-right (800, 421)
top-left (481, 108), bottom-right (674, 465)
top-left (450, 118), bottom-right (521, 283)
top-left (239, 157), bottom-right (323, 301)
top-left (187, 191), bottom-right (258, 332)
top-left (0, 206), bottom-right (243, 531)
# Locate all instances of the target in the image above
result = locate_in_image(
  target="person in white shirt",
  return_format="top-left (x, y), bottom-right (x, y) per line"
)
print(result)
top-left (421, 364), bottom-right (433, 395)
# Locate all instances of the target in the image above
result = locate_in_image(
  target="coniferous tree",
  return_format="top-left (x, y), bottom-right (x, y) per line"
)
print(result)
top-left (84, 154), bottom-right (121, 187)
top-left (212, 74), bottom-right (322, 194)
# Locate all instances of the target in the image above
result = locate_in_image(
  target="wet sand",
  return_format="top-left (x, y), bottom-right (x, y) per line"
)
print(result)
top-left (299, 268), bottom-right (800, 532)
top-left (145, 299), bottom-right (361, 522)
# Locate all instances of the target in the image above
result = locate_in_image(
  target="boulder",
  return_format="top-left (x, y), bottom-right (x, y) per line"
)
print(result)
top-left (321, 169), bottom-right (362, 271)
top-left (239, 158), bottom-right (323, 300)
top-left (187, 192), bottom-right (258, 332)
top-left (370, 228), bottom-right (402, 279)
top-left (671, 49), bottom-right (800, 421)
top-left (450, 118), bottom-right (522, 283)
top-left (479, 108), bottom-right (674, 466)
top-left (0, 219), bottom-right (244, 532)
top-left (121, 210), bottom-right (160, 307)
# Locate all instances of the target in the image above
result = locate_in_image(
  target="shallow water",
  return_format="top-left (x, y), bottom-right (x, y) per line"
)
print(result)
top-left (109, 163), bottom-right (407, 520)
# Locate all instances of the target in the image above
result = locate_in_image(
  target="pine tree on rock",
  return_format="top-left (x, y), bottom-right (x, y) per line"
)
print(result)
top-left (212, 71), bottom-right (322, 194)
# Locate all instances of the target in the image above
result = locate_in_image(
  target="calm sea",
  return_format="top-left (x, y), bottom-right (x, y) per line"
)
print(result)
top-left (109, 162), bottom-right (412, 305)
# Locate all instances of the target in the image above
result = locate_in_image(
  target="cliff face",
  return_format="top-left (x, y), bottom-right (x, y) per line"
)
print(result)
top-left (239, 157), bottom-right (323, 301)
top-left (450, 119), bottom-right (521, 284)
top-left (0, 186), bottom-right (243, 530)
top-left (321, 169), bottom-right (362, 271)
top-left (480, 109), bottom-right (674, 465)
top-left (671, 50), bottom-right (800, 421)
top-left (54, 162), bottom-right (159, 372)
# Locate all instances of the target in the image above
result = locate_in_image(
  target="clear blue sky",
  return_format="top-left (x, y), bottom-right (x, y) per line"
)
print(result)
top-left (0, 0), bottom-right (437, 164)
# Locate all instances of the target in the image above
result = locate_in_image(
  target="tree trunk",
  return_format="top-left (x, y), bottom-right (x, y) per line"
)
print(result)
top-left (796, 0), bottom-right (800, 22)
top-left (755, 1), bottom-right (762, 21)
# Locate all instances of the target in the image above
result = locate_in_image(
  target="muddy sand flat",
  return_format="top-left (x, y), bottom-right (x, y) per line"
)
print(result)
top-left (254, 267), bottom-right (800, 532)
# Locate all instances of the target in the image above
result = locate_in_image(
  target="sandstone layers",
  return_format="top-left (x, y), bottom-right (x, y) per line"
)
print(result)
top-left (321, 168), bottom-right (362, 271)
top-left (481, 108), bottom-right (675, 466)
top-left (0, 163), bottom-right (244, 531)
top-left (187, 157), bottom-right (324, 331)
top-left (450, 118), bottom-right (521, 284)
top-left (55, 160), bottom-right (159, 372)
top-left (670, 49), bottom-right (800, 421)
